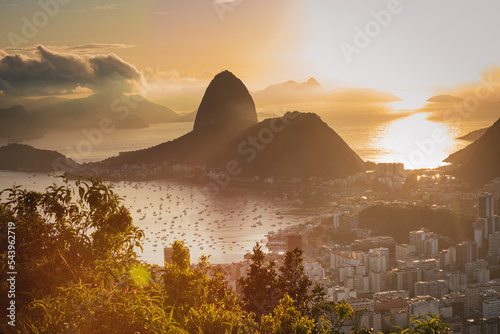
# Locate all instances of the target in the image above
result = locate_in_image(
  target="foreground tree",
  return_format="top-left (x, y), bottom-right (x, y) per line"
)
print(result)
top-left (260, 294), bottom-right (315, 334)
top-left (314, 300), bottom-right (371, 334)
top-left (0, 177), bottom-right (144, 332)
top-left (238, 243), bottom-right (279, 319)
top-left (277, 248), bottom-right (313, 314)
top-left (163, 240), bottom-right (256, 333)
top-left (238, 244), bottom-right (326, 323)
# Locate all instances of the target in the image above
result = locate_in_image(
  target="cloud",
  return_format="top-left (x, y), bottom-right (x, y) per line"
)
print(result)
top-left (3, 43), bottom-right (134, 54)
top-left (0, 45), bottom-right (142, 96)
top-left (444, 64), bottom-right (500, 101)
top-left (68, 43), bottom-right (134, 51)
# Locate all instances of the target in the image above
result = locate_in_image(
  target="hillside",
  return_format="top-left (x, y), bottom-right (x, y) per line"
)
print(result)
top-left (359, 205), bottom-right (475, 245)
top-left (209, 112), bottom-right (366, 179)
top-left (0, 144), bottom-right (77, 172)
top-left (457, 127), bottom-right (488, 141)
top-left (28, 94), bottom-right (178, 130)
top-left (445, 117), bottom-right (500, 186)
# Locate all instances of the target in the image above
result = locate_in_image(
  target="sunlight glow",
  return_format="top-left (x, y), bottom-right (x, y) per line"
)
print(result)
top-left (374, 113), bottom-right (456, 169)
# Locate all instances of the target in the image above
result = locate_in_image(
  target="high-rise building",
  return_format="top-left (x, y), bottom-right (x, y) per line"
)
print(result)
top-left (442, 292), bottom-right (466, 318)
top-left (488, 232), bottom-right (500, 260)
top-left (359, 311), bottom-right (382, 333)
top-left (409, 229), bottom-right (438, 255)
top-left (414, 280), bottom-right (448, 299)
top-left (375, 163), bottom-right (405, 177)
top-left (332, 286), bottom-right (357, 302)
top-left (408, 296), bottom-right (439, 324)
top-left (331, 251), bottom-right (360, 269)
top-left (395, 244), bottom-right (417, 261)
top-left (369, 271), bottom-right (384, 292)
top-left (347, 298), bottom-right (374, 312)
top-left (447, 272), bottom-right (468, 293)
top-left (465, 259), bottom-right (489, 279)
top-left (463, 318), bottom-right (500, 334)
top-left (474, 221), bottom-right (484, 247)
top-left (438, 249), bottom-right (453, 270)
top-left (456, 241), bottom-right (478, 272)
top-left (409, 230), bottom-right (425, 254)
top-left (465, 282), bottom-right (500, 317)
top-left (479, 193), bottom-right (495, 219)
top-left (364, 248), bottom-right (389, 273)
top-left (387, 267), bottom-right (422, 296)
top-left (478, 216), bottom-right (500, 240)
top-left (482, 292), bottom-right (500, 318)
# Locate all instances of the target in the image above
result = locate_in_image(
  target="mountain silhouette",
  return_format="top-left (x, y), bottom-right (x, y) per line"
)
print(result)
top-left (457, 127), bottom-right (488, 141)
top-left (209, 112), bottom-right (366, 178)
top-left (427, 94), bottom-right (463, 103)
top-left (445, 117), bottom-right (500, 185)
top-left (0, 144), bottom-right (77, 172)
top-left (103, 71), bottom-right (259, 168)
top-left (33, 94), bottom-right (178, 129)
top-left (254, 79), bottom-right (400, 105)
top-left (253, 78), bottom-right (326, 105)
top-left (0, 93), bottom-right (179, 131)
top-left (193, 70), bottom-right (257, 132)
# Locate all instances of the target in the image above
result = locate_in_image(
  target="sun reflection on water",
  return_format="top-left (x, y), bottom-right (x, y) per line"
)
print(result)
top-left (372, 112), bottom-right (465, 169)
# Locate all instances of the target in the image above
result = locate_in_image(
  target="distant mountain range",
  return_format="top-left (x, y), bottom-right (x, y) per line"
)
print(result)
top-left (0, 93), bottom-right (180, 138)
top-left (95, 71), bottom-right (366, 179)
top-left (0, 76), bottom-right (403, 141)
top-left (445, 117), bottom-right (500, 185)
top-left (427, 94), bottom-right (464, 103)
top-left (253, 78), bottom-right (401, 105)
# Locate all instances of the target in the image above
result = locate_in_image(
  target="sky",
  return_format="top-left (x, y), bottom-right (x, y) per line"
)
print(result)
top-left (1, 0), bottom-right (500, 101)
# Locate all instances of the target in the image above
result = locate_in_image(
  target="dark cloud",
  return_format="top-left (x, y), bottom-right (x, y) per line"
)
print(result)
top-left (0, 45), bottom-right (142, 96)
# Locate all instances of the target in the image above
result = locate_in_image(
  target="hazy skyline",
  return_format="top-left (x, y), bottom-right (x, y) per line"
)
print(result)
top-left (2, 0), bottom-right (500, 102)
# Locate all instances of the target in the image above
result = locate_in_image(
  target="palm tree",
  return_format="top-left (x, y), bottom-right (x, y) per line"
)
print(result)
top-left (402, 313), bottom-right (452, 334)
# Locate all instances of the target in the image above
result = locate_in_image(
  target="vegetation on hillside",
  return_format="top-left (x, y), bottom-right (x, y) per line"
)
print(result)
top-left (359, 204), bottom-right (475, 245)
